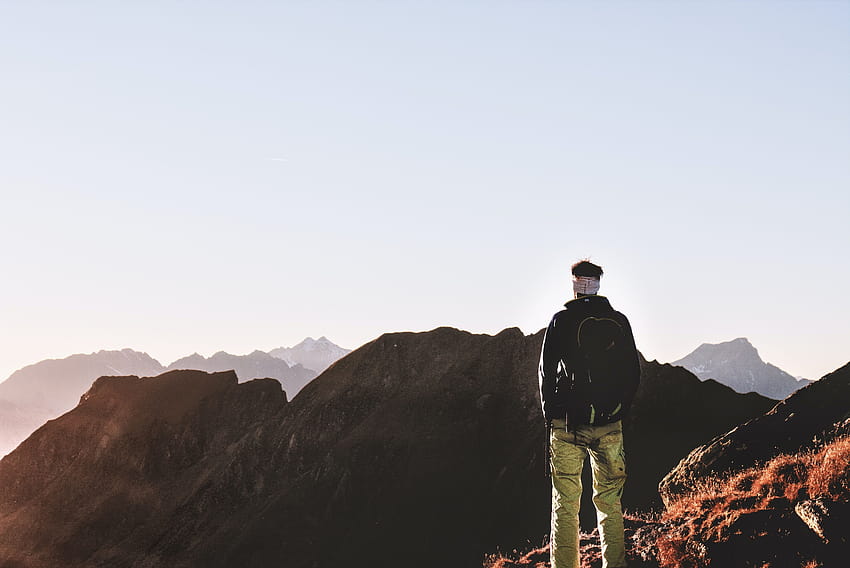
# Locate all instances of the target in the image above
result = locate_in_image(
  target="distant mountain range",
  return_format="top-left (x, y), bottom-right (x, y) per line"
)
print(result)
top-left (673, 337), bottom-right (811, 400)
top-left (167, 350), bottom-right (317, 396)
top-left (0, 327), bottom-right (780, 568)
top-left (0, 338), bottom-right (348, 456)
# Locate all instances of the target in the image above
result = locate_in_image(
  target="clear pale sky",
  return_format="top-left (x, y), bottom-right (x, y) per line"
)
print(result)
top-left (1, 2), bottom-right (848, 383)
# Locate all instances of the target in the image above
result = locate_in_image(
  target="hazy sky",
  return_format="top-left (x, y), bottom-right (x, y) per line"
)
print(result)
top-left (1, 2), bottom-right (848, 382)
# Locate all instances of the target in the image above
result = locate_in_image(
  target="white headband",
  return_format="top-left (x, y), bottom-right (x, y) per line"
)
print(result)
top-left (573, 276), bottom-right (600, 296)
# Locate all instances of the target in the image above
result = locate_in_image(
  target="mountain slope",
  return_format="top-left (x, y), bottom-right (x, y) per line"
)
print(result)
top-left (673, 337), bottom-right (810, 399)
top-left (0, 327), bottom-right (775, 568)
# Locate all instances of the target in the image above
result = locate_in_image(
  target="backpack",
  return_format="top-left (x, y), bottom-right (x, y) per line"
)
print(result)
top-left (572, 315), bottom-right (634, 425)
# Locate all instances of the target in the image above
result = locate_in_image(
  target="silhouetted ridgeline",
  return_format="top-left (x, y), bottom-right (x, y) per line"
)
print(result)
top-left (0, 328), bottom-right (775, 568)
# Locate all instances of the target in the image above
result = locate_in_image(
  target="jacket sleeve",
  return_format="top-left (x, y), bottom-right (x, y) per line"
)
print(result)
top-left (619, 314), bottom-right (641, 415)
top-left (538, 314), bottom-right (566, 421)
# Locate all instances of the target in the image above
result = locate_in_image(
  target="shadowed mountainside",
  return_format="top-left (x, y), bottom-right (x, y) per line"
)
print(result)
top-left (625, 357), bottom-right (775, 512)
top-left (0, 327), bottom-right (775, 568)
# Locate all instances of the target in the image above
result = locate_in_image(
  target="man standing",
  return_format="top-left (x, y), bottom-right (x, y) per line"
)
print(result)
top-left (538, 260), bottom-right (641, 568)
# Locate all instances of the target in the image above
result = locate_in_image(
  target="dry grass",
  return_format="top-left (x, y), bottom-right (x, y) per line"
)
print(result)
top-left (483, 545), bottom-right (549, 568)
top-left (657, 435), bottom-right (850, 568)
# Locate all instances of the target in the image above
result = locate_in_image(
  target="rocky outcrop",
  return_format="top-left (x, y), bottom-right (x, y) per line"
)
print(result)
top-left (673, 337), bottom-right (810, 399)
top-left (0, 327), bottom-right (776, 568)
top-left (655, 428), bottom-right (850, 568)
top-left (660, 361), bottom-right (850, 504)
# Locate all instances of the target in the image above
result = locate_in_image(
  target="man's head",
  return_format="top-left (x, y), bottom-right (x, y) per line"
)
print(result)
top-left (571, 259), bottom-right (603, 297)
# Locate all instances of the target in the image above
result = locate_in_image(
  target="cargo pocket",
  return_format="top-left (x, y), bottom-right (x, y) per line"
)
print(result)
top-left (551, 427), bottom-right (585, 478)
top-left (593, 428), bottom-right (626, 482)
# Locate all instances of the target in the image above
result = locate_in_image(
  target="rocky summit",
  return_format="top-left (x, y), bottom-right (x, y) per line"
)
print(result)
top-left (0, 327), bottom-right (776, 568)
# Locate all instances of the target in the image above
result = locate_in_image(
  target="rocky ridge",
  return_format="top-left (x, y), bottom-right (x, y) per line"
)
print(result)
top-left (0, 327), bottom-right (777, 568)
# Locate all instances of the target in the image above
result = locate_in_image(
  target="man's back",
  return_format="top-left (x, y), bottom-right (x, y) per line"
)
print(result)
top-left (539, 295), bottom-right (640, 429)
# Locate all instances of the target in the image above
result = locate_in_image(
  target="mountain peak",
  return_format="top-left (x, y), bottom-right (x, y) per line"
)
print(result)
top-left (268, 337), bottom-right (351, 374)
top-left (673, 338), bottom-right (809, 399)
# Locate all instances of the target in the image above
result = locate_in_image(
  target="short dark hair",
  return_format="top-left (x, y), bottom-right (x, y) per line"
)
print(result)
top-left (571, 259), bottom-right (603, 278)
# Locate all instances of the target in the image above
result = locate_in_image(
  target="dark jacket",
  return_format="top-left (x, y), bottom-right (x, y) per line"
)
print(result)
top-left (538, 294), bottom-right (640, 427)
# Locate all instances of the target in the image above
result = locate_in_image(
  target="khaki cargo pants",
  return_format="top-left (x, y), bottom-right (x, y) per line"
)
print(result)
top-left (549, 418), bottom-right (627, 568)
